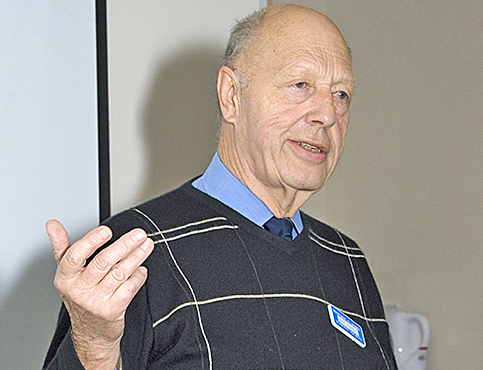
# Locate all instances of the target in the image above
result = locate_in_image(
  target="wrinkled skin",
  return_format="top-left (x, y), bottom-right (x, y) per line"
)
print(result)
top-left (218, 5), bottom-right (355, 217)
top-left (46, 220), bottom-right (153, 369)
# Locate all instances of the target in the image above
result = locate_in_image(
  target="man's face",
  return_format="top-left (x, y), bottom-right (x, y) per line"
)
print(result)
top-left (232, 12), bottom-right (355, 199)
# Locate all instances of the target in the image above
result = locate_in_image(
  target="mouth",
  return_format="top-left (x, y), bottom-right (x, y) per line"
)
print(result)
top-left (297, 141), bottom-right (324, 153)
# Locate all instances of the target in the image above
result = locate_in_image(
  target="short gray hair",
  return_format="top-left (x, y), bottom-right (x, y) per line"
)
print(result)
top-left (221, 8), bottom-right (269, 68)
top-left (221, 6), bottom-right (352, 71)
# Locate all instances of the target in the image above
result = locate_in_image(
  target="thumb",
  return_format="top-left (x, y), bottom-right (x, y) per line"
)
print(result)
top-left (46, 219), bottom-right (71, 263)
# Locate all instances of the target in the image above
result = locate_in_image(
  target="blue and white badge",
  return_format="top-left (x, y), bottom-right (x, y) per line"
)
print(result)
top-left (328, 304), bottom-right (366, 348)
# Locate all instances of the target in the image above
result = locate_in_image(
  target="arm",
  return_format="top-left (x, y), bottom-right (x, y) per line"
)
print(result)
top-left (44, 220), bottom-right (154, 370)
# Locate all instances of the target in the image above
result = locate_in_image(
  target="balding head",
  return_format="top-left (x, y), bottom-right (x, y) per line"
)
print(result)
top-left (223, 5), bottom-right (351, 76)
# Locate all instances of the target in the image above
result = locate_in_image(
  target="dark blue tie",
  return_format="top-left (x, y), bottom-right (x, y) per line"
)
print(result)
top-left (264, 217), bottom-right (293, 240)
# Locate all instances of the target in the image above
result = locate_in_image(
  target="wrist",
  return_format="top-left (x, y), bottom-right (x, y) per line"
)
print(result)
top-left (72, 336), bottom-right (121, 370)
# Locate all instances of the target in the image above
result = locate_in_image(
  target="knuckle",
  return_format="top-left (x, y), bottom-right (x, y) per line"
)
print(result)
top-left (120, 280), bottom-right (139, 298)
top-left (53, 274), bottom-right (66, 292)
top-left (92, 254), bottom-right (110, 272)
top-left (63, 248), bottom-right (83, 268)
top-left (111, 266), bottom-right (126, 282)
top-left (131, 247), bottom-right (147, 261)
top-left (120, 237), bottom-right (132, 254)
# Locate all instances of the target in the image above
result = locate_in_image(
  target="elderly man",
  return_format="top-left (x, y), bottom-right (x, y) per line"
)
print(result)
top-left (44, 4), bottom-right (397, 370)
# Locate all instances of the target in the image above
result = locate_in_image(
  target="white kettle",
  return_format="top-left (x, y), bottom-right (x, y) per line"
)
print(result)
top-left (385, 309), bottom-right (430, 370)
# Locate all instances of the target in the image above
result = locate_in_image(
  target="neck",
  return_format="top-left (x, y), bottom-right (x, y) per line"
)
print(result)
top-left (218, 126), bottom-right (314, 218)
top-left (239, 180), bottom-right (312, 218)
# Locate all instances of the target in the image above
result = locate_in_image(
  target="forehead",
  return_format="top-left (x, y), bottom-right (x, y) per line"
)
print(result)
top-left (275, 44), bottom-right (353, 82)
top-left (242, 9), bottom-right (354, 85)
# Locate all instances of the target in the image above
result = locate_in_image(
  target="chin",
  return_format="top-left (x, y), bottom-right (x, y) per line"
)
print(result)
top-left (286, 175), bottom-right (326, 193)
top-left (283, 161), bottom-right (331, 190)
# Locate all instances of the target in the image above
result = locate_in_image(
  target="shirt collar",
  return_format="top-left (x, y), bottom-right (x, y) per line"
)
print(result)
top-left (192, 153), bottom-right (303, 237)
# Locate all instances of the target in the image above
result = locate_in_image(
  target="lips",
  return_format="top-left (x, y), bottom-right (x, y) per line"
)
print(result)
top-left (298, 141), bottom-right (322, 153)
top-left (290, 139), bottom-right (328, 161)
top-left (297, 139), bottom-right (329, 155)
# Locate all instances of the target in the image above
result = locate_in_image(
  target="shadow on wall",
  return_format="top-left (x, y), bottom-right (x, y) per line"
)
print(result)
top-left (0, 248), bottom-right (61, 370)
top-left (138, 44), bottom-right (224, 202)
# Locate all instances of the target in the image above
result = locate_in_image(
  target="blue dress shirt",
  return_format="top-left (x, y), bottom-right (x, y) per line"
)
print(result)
top-left (192, 153), bottom-right (303, 239)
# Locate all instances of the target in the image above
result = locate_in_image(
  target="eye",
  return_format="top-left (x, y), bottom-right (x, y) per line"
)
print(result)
top-left (336, 91), bottom-right (349, 100)
top-left (284, 80), bottom-right (313, 103)
top-left (294, 82), bottom-right (307, 89)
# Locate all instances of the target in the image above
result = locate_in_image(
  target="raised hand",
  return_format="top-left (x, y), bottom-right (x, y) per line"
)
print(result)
top-left (46, 220), bottom-right (154, 370)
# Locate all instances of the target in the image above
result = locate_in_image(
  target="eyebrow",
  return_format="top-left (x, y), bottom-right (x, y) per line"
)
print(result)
top-left (279, 66), bottom-right (355, 87)
top-left (335, 75), bottom-right (356, 89)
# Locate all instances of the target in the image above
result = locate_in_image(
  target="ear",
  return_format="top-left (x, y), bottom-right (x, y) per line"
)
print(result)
top-left (217, 66), bottom-right (240, 124)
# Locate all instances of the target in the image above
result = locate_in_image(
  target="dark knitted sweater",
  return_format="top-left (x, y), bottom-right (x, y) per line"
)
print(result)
top-left (44, 180), bottom-right (397, 370)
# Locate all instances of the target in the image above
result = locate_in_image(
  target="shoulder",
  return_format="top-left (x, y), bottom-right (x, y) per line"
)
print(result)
top-left (301, 212), bottom-right (361, 252)
top-left (103, 179), bottom-right (222, 240)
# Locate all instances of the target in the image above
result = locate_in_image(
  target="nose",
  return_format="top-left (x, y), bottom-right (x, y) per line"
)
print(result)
top-left (306, 89), bottom-right (336, 128)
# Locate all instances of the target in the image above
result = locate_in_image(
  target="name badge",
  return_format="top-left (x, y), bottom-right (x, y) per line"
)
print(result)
top-left (328, 304), bottom-right (366, 348)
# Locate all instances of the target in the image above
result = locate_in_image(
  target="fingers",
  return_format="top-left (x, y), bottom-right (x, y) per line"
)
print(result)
top-left (110, 265), bottom-right (149, 310)
top-left (48, 223), bottom-right (154, 368)
top-left (46, 219), bottom-right (71, 263)
top-left (67, 232), bottom-right (152, 320)
top-left (55, 225), bottom-right (113, 282)
top-left (78, 229), bottom-right (151, 288)
top-left (54, 227), bottom-right (153, 317)
top-left (98, 237), bottom-right (153, 296)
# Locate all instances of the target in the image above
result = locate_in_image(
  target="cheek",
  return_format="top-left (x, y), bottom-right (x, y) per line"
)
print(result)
top-left (243, 91), bottom-right (303, 155)
top-left (330, 118), bottom-right (350, 156)
top-left (254, 109), bottom-right (291, 146)
top-left (336, 113), bottom-right (350, 139)
top-left (340, 119), bottom-right (349, 149)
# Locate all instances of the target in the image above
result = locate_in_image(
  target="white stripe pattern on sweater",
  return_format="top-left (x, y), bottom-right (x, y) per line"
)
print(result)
top-left (309, 229), bottom-right (365, 258)
top-left (152, 224), bottom-right (238, 244)
top-left (153, 293), bottom-right (387, 328)
top-left (145, 217), bottom-right (238, 243)
top-left (134, 208), bottom-right (213, 369)
top-left (148, 217), bottom-right (229, 235)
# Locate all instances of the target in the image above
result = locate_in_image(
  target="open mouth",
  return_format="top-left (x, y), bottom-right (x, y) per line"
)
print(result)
top-left (298, 142), bottom-right (322, 153)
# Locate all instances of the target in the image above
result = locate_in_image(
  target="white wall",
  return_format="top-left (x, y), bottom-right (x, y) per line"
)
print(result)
top-left (0, 1), bottom-right (100, 369)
